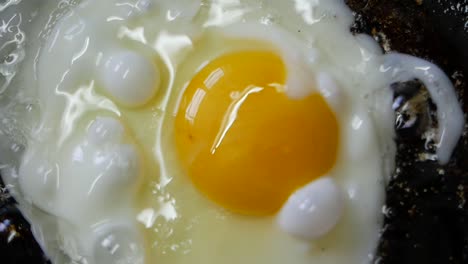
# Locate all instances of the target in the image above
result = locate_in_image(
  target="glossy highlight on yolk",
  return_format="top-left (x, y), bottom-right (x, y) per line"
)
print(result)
top-left (175, 50), bottom-right (339, 215)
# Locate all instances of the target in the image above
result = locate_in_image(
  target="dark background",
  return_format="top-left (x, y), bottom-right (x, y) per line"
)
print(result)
top-left (346, 0), bottom-right (468, 263)
top-left (1, 0), bottom-right (467, 263)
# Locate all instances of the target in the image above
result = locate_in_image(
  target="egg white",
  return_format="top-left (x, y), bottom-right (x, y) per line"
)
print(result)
top-left (0, 1), bottom-right (463, 264)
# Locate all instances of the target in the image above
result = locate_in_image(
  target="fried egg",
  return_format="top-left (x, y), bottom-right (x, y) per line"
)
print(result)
top-left (0, 0), bottom-right (464, 264)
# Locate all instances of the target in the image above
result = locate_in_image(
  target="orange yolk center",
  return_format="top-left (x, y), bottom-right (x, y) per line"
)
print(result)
top-left (175, 51), bottom-right (339, 215)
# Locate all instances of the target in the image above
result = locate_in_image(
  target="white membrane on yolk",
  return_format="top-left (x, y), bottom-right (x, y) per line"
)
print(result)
top-left (218, 23), bottom-right (318, 99)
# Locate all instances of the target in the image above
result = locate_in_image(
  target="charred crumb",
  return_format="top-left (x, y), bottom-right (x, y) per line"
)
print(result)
top-left (350, 12), bottom-right (370, 34)
top-left (346, 0), bottom-right (468, 263)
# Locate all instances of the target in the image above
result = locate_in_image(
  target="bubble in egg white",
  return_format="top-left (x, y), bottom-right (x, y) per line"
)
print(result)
top-left (88, 116), bottom-right (125, 144)
top-left (18, 150), bottom-right (59, 210)
top-left (78, 119), bottom-right (139, 198)
top-left (78, 144), bottom-right (138, 195)
top-left (54, 117), bottom-right (140, 221)
top-left (100, 50), bottom-right (160, 107)
top-left (92, 222), bottom-right (144, 264)
top-left (277, 177), bottom-right (344, 240)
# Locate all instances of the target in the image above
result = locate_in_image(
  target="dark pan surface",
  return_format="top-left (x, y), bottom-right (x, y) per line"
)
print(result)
top-left (1, 0), bottom-right (467, 263)
top-left (346, 0), bottom-right (468, 263)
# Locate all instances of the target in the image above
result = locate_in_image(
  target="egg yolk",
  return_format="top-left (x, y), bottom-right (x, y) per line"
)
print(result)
top-left (175, 50), bottom-right (339, 215)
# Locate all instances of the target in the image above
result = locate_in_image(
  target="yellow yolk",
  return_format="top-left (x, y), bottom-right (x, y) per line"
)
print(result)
top-left (175, 51), bottom-right (339, 215)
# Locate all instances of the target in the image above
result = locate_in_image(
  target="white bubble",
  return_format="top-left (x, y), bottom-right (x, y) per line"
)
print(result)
top-left (88, 117), bottom-right (125, 145)
top-left (277, 177), bottom-right (344, 240)
top-left (100, 50), bottom-right (160, 107)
